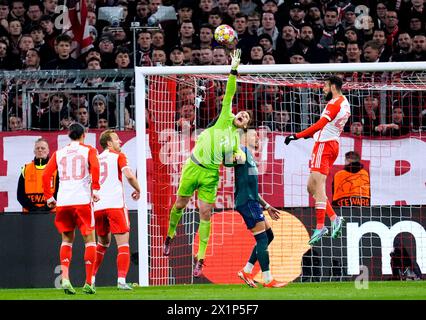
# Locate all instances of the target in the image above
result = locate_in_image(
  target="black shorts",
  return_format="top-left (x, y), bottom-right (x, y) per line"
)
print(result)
top-left (236, 200), bottom-right (265, 230)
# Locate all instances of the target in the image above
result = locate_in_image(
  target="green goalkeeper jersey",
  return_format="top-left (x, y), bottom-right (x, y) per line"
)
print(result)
top-left (191, 74), bottom-right (241, 170)
top-left (234, 146), bottom-right (259, 208)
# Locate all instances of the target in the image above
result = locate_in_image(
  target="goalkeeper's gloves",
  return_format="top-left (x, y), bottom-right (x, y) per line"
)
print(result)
top-left (284, 134), bottom-right (298, 145)
top-left (230, 49), bottom-right (241, 72)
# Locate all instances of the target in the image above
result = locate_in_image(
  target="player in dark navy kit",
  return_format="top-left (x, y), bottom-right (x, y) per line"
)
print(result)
top-left (234, 128), bottom-right (288, 288)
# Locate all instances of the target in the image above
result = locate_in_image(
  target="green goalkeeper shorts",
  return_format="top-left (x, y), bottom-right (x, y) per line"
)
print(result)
top-left (177, 158), bottom-right (219, 204)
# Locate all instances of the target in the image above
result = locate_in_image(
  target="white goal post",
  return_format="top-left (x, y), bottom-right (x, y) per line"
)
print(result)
top-left (136, 61), bottom-right (426, 75)
top-left (135, 62), bottom-right (426, 286)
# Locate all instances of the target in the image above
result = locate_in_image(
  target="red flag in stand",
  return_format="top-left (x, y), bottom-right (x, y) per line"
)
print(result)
top-left (66, 0), bottom-right (93, 55)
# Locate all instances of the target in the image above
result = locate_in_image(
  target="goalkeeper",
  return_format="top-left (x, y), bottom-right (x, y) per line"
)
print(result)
top-left (163, 49), bottom-right (251, 277)
top-left (235, 129), bottom-right (287, 288)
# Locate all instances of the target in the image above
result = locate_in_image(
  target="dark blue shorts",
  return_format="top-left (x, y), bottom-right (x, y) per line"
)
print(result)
top-left (236, 200), bottom-right (265, 230)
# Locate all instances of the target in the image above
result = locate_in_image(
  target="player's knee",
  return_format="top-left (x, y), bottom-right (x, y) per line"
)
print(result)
top-left (100, 241), bottom-right (110, 248)
top-left (266, 228), bottom-right (274, 244)
top-left (199, 209), bottom-right (212, 220)
top-left (199, 202), bottom-right (213, 219)
top-left (175, 202), bottom-right (184, 210)
top-left (62, 231), bottom-right (75, 243)
top-left (254, 231), bottom-right (268, 250)
top-left (307, 184), bottom-right (314, 195)
top-left (97, 235), bottom-right (110, 246)
top-left (175, 198), bottom-right (189, 210)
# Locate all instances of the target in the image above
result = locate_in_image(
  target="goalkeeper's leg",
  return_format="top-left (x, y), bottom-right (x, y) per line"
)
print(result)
top-left (164, 160), bottom-right (199, 255)
top-left (166, 198), bottom-right (189, 239)
top-left (193, 200), bottom-right (214, 277)
top-left (164, 196), bottom-right (191, 256)
top-left (192, 170), bottom-right (220, 277)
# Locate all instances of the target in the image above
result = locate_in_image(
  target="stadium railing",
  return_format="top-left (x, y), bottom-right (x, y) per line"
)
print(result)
top-left (0, 69), bottom-right (134, 132)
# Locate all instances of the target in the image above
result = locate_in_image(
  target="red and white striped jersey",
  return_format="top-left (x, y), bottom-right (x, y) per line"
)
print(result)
top-left (43, 141), bottom-right (100, 207)
top-left (314, 95), bottom-right (351, 142)
top-left (94, 149), bottom-right (130, 211)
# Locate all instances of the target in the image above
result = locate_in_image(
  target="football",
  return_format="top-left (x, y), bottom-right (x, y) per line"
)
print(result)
top-left (214, 24), bottom-right (237, 45)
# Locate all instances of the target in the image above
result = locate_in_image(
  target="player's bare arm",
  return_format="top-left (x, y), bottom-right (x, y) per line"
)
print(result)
top-left (258, 194), bottom-right (280, 220)
top-left (123, 167), bottom-right (141, 200)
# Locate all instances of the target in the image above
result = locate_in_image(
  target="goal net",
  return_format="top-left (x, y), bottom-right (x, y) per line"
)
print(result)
top-left (135, 63), bottom-right (426, 286)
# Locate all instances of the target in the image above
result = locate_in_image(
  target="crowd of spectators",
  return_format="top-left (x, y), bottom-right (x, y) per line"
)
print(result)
top-left (127, 0), bottom-right (426, 66)
top-left (0, 0), bottom-right (424, 135)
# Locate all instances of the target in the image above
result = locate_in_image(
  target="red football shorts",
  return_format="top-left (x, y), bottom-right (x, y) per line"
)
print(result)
top-left (310, 140), bottom-right (339, 176)
top-left (94, 208), bottom-right (130, 236)
top-left (55, 204), bottom-right (94, 236)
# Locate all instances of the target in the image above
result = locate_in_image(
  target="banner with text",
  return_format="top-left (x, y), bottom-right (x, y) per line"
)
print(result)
top-left (1, 131), bottom-right (426, 212)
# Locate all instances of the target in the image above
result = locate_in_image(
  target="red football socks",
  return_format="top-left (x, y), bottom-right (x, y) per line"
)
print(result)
top-left (326, 200), bottom-right (337, 221)
top-left (93, 243), bottom-right (109, 277)
top-left (60, 242), bottom-right (73, 280)
top-left (84, 242), bottom-right (97, 285)
top-left (315, 201), bottom-right (327, 229)
top-left (117, 244), bottom-right (130, 279)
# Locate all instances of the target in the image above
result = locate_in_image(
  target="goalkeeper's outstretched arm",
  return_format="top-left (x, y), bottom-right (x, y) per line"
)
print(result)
top-left (219, 49), bottom-right (241, 119)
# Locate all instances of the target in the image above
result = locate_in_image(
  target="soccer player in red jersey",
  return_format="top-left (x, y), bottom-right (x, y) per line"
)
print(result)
top-left (285, 76), bottom-right (351, 245)
top-left (92, 130), bottom-right (140, 290)
top-left (42, 123), bottom-right (100, 294)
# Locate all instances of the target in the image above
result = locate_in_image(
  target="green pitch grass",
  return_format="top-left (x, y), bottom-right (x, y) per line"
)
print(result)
top-left (0, 281), bottom-right (424, 300)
